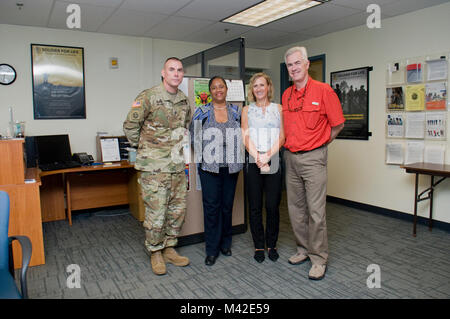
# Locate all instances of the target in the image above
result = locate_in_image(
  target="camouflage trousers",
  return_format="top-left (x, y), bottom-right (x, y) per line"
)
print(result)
top-left (138, 171), bottom-right (187, 253)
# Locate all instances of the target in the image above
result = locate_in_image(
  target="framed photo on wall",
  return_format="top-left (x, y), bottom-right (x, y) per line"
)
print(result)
top-left (331, 66), bottom-right (372, 140)
top-left (31, 44), bottom-right (86, 119)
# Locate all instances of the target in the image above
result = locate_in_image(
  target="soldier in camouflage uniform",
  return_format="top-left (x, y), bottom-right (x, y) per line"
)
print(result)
top-left (123, 57), bottom-right (191, 275)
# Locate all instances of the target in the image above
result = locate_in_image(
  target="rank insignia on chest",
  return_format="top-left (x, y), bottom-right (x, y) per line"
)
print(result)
top-left (156, 99), bottom-right (164, 106)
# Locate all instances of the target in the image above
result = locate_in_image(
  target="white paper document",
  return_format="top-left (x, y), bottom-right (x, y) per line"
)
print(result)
top-left (426, 112), bottom-right (446, 139)
top-left (179, 77), bottom-right (189, 97)
top-left (386, 142), bottom-right (404, 165)
top-left (225, 79), bottom-right (245, 101)
top-left (405, 112), bottom-right (425, 139)
top-left (387, 113), bottom-right (405, 138)
top-left (405, 141), bottom-right (424, 165)
top-left (100, 138), bottom-right (121, 162)
top-left (426, 59), bottom-right (448, 81)
top-left (424, 145), bottom-right (445, 164)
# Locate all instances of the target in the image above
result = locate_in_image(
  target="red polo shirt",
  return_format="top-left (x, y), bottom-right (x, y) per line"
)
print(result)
top-left (282, 78), bottom-right (345, 152)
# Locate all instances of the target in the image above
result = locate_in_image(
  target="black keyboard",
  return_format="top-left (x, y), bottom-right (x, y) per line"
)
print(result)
top-left (39, 161), bottom-right (82, 171)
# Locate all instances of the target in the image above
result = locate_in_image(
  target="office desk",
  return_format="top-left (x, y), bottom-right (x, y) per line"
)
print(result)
top-left (400, 162), bottom-right (450, 236)
top-left (34, 161), bottom-right (136, 225)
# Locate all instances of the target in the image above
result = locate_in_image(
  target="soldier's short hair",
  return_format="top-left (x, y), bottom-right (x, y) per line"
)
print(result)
top-left (164, 57), bottom-right (182, 66)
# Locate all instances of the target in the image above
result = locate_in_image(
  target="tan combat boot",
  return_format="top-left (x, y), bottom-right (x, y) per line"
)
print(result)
top-left (150, 250), bottom-right (166, 275)
top-left (162, 247), bottom-right (190, 267)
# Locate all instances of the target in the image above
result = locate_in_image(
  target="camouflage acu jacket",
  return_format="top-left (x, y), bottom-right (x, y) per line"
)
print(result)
top-left (123, 83), bottom-right (191, 173)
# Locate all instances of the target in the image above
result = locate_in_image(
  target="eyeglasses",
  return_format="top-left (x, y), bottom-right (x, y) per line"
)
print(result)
top-left (287, 84), bottom-right (307, 112)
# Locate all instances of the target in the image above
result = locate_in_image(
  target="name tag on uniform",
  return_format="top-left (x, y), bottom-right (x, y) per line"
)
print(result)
top-left (312, 102), bottom-right (319, 106)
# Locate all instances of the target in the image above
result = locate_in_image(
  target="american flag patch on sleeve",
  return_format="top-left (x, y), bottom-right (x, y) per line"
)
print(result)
top-left (132, 101), bottom-right (141, 108)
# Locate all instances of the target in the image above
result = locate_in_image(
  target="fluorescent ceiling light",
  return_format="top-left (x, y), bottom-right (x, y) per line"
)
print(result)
top-left (222, 0), bottom-right (326, 27)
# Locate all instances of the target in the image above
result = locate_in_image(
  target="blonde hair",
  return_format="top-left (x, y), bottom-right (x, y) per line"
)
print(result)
top-left (247, 72), bottom-right (274, 103)
top-left (284, 46), bottom-right (308, 64)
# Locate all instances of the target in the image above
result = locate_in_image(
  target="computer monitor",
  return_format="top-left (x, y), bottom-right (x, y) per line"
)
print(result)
top-left (34, 134), bottom-right (73, 164)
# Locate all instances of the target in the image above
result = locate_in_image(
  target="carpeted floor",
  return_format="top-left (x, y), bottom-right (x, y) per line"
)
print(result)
top-left (25, 191), bottom-right (450, 299)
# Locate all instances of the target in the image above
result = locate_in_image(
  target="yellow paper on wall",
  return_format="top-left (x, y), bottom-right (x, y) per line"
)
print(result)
top-left (405, 84), bottom-right (425, 111)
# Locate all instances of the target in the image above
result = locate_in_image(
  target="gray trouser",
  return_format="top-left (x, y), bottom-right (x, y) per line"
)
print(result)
top-left (284, 146), bottom-right (328, 265)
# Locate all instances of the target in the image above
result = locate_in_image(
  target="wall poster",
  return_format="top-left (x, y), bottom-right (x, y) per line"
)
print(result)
top-left (31, 44), bottom-right (86, 119)
top-left (331, 66), bottom-right (371, 140)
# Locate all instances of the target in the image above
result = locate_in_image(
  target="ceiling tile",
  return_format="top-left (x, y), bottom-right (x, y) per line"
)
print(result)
top-left (0, 0), bottom-right (53, 27)
top-left (380, 0), bottom-right (450, 17)
top-left (183, 22), bottom-right (254, 45)
top-left (262, 2), bottom-right (360, 33)
top-left (62, 0), bottom-right (123, 6)
top-left (240, 28), bottom-right (311, 50)
top-left (175, 0), bottom-right (262, 21)
top-left (331, 0), bottom-right (398, 11)
top-left (144, 16), bottom-right (215, 41)
top-left (97, 9), bottom-right (168, 37)
top-left (120, 0), bottom-right (193, 15)
top-left (249, 32), bottom-right (312, 50)
top-left (301, 11), bottom-right (370, 37)
top-left (49, 1), bottom-right (116, 32)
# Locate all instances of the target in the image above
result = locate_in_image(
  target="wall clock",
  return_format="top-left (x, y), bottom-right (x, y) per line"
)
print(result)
top-left (0, 64), bottom-right (17, 85)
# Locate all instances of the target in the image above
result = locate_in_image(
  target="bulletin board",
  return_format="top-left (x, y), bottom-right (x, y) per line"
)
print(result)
top-left (385, 53), bottom-right (449, 166)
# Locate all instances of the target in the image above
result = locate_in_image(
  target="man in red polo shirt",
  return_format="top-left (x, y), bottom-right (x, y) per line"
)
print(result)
top-left (282, 46), bottom-right (345, 280)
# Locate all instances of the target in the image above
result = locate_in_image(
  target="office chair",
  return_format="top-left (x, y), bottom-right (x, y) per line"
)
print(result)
top-left (0, 191), bottom-right (32, 299)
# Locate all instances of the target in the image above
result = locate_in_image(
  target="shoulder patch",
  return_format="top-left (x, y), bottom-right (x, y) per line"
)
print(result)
top-left (132, 101), bottom-right (141, 108)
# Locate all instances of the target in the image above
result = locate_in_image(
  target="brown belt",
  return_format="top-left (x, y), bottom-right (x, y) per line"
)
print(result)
top-left (291, 144), bottom-right (326, 154)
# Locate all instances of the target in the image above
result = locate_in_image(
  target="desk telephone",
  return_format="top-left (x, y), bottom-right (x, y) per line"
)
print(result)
top-left (73, 152), bottom-right (94, 165)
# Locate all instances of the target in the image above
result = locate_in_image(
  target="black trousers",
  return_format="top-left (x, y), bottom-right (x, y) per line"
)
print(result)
top-left (246, 161), bottom-right (282, 250)
top-left (198, 167), bottom-right (239, 257)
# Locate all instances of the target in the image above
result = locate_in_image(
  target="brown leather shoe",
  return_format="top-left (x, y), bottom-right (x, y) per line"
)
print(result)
top-left (151, 250), bottom-right (166, 275)
top-left (163, 247), bottom-right (190, 267)
top-left (288, 252), bottom-right (309, 265)
top-left (308, 264), bottom-right (327, 280)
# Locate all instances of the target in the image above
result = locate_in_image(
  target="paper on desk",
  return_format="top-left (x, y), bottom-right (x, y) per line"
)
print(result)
top-left (100, 138), bottom-right (121, 162)
top-left (405, 141), bottom-right (424, 165)
top-left (386, 142), bottom-right (403, 165)
top-left (424, 144), bottom-right (445, 165)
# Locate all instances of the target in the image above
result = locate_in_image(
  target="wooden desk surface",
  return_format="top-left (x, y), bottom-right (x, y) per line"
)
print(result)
top-left (38, 160), bottom-right (134, 177)
top-left (400, 162), bottom-right (450, 177)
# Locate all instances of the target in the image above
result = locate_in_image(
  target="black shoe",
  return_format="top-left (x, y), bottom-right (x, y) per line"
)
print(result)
top-left (205, 256), bottom-right (217, 266)
top-left (220, 248), bottom-right (232, 256)
top-left (268, 248), bottom-right (279, 262)
top-left (254, 250), bottom-right (265, 263)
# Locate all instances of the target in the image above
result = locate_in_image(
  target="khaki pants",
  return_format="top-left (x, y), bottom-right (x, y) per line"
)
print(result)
top-left (284, 146), bottom-right (328, 265)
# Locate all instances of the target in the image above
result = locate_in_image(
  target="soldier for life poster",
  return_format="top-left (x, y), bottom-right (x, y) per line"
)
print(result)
top-left (31, 44), bottom-right (86, 119)
top-left (331, 67), bottom-right (370, 140)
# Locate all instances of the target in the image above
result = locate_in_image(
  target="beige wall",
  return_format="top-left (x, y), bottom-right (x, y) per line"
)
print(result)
top-left (268, 2), bottom-right (450, 223)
